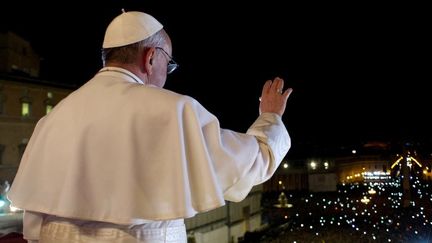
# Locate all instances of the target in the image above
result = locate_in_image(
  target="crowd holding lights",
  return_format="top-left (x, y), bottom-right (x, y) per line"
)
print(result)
top-left (260, 178), bottom-right (431, 242)
top-left (257, 152), bottom-right (432, 242)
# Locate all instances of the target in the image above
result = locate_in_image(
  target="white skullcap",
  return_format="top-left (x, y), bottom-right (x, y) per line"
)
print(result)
top-left (102, 11), bottom-right (163, 48)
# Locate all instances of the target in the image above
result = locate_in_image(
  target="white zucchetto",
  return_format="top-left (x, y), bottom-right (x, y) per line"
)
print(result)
top-left (102, 11), bottom-right (163, 48)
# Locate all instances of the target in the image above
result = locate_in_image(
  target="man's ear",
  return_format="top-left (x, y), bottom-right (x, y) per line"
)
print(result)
top-left (143, 47), bottom-right (156, 74)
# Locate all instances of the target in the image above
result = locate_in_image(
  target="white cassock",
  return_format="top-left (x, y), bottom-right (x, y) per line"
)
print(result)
top-left (8, 67), bottom-right (290, 243)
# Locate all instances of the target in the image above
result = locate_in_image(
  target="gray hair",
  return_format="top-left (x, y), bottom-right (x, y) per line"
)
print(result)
top-left (101, 30), bottom-right (166, 66)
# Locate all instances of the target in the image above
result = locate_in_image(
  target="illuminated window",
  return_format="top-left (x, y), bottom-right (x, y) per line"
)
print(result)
top-left (20, 89), bottom-right (32, 117)
top-left (22, 102), bottom-right (31, 117)
top-left (45, 92), bottom-right (54, 114)
top-left (46, 104), bottom-right (53, 114)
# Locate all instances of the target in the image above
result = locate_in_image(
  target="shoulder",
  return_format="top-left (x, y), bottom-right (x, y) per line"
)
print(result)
top-left (147, 88), bottom-right (217, 123)
top-left (137, 86), bottom-right (198, 105)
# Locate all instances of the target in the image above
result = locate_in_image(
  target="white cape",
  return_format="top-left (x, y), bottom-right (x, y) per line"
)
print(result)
top-left (8, 69), bottom-right (290, 224)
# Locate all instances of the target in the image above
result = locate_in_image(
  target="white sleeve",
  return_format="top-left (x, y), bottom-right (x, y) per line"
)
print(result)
top-left (23, 210), bottom-right (45, 242)
top-left (218, 112), bottom-right (290, 202)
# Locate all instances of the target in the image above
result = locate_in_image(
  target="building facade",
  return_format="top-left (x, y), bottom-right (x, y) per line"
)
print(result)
top-left (0, 32), bottom-right (40, 77)
top-left (264, 159), bottom-right (309, 192)
top-left (0, 76), bottom-right (73, 182)
top-left (264, 142), bottom-right (431, 193)
top-left (186, 185), bottom-right (264, 243)
top-left (1, 30), bottom-right (74, 183)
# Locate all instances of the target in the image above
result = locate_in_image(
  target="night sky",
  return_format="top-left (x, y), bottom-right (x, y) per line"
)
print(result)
top-left (1, 1), bottom-right (430, 155)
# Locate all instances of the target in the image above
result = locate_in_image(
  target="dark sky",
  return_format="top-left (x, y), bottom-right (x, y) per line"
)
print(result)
top-left (1, 1), bottom-right (430, 154)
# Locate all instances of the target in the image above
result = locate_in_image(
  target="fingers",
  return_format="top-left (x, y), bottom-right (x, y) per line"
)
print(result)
top-left (275, 77), bottom-right (284, 94)
top-left (259, 77), bottom-right (293, 116)
top-left (282, 88), bottom-right (293, 101)
top-left (263, 77), bottom-right (285, 94)
top-left (261, 80), bottom-right (272, 96)
top-left (261, 77), bottom-right (292, 98)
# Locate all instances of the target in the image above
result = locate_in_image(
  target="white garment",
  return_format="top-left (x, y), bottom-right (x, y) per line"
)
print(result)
top-left (39, 216), bottom-right (186, 243)
top-left (24, 212), bottom-right (187, 243)
top-left (8, 67), bottom-right (290, 241)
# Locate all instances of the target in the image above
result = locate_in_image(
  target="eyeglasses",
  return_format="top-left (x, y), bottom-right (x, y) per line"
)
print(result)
top-left (155, 47), bottom-right (179, 74)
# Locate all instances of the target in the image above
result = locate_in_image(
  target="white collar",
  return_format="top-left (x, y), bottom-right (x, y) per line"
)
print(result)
top-left (98, 67), bottom-right (145, 85)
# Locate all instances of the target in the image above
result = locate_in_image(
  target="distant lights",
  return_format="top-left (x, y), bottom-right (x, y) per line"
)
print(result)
top-left (361, 196), bottom-right (370, 204)
top-left (310, 161), bottom-right (317, 170)
top-left (269, 178), bottom-right (430, 241)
